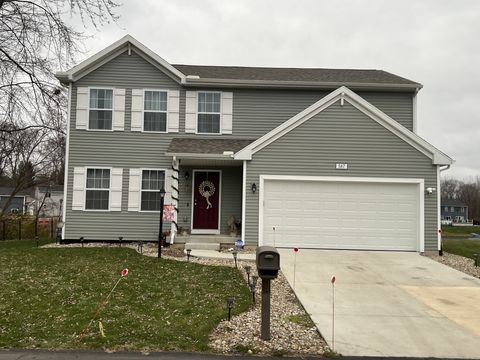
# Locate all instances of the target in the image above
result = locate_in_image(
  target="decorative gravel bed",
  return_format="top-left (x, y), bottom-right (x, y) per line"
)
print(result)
top-left (44, 242), bottom-right (329, 356)
top-left (428, 252), bottom-right (480, 279)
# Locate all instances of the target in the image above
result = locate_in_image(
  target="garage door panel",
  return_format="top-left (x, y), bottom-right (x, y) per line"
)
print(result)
top-left (262, 179), bottom-right (419, 251)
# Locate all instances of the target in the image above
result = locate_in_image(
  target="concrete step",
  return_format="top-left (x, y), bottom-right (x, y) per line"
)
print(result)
top-left (184, 242), bottom-right (221, 251)
top-left (177, 235), bottom-right (237, 244)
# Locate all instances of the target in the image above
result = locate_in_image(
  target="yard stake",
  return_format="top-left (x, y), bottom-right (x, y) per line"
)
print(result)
top-left (79, 268), bottom-right (129, 340)
top-left (331, 275), bottom-right (336, 352)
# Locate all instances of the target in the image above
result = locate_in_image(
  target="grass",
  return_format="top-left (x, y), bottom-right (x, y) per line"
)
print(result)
top-left (441, 225), bottom-right (480, 238)
top-left (0, 240), bottom-right (250, 352)
top-left (286, 313), bottom-right (314, 328)
top-left (442, 239), bottom-right (480, 259)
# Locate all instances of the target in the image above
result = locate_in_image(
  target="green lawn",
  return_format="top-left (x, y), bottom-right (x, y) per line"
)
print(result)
top-left (0, 240), bottom-right (250, 351)
top-left (443, 239), bottom-right (480, 259)
top-left (441, 225), bottom-right (480, 238)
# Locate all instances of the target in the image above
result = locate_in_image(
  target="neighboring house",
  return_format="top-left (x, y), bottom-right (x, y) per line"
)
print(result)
top-left (0, 187), bottom-right (33, 214)
top-left (441, 198), bottom-right (468, 222)
top-left (55, 35), bottom-right (453, 253)
top-left (32, 185), bottom-right (64, 218)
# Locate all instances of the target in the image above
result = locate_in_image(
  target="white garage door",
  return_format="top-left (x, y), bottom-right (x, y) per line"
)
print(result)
top-left (262, 179), bottom-right (420, 251)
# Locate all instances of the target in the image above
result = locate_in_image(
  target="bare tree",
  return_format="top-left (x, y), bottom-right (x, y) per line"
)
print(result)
top-left (441, 178), bottom-right (460, 200)
top-left (0, 0), bottom-right (120, 216)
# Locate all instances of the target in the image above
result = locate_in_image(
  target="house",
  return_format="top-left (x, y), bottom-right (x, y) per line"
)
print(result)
top-left (441, 198), bottom-right (468, 223)
top-left (32, 185), bottom-right (64, 218)
top-left (55, 35), bottom-right (453, 253)
top-left (0, 187), bottom-right (34, 214)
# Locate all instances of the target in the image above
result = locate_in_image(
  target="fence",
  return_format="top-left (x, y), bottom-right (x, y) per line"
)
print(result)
top-left (0, 216), bottom-right (60, 240)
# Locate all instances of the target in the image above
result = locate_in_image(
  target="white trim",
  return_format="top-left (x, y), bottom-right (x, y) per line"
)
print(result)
top-left (83, 167), bottom-right (113, 212)
top-left (141, 88), bottom-right (169, 133)
top-left (258, 175), bottom-right (425, 253)
top-left (87, 87), bottom-right (115, 131)
top-left (56, 35), bottom-right (186, 83)
top-left (437, 165), bottom-right (441, 251)
top-left (241, 160), bottom-right (247, 242)
top-left (413, 89), bottom-right (418, 133)
top-left (62, 83), bottom-right (72, 239)
top-left (234, 86), bottom-right (453, 165)
top-left (190, 169), bottom-right (222, 234)
top-left (138, 168), bottom-right (168, 212)
top-left (195, 91), bottom-right (222, 135)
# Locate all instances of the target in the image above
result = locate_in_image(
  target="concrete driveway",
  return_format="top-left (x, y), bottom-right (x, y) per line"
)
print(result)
top-left (278, 249), bottom-right (480, 358)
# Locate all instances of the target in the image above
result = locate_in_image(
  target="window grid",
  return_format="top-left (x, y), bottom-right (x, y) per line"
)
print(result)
top-left (89, 88), bottom-right (113, 130)
top-left (197, 92), bottom-right (221, 134)
top-left (85, 168), bottom-right (110, 210)
top-left (144, 90), bottom-right (168, 132)
top-left (141, 170), bottom-right (165, 211)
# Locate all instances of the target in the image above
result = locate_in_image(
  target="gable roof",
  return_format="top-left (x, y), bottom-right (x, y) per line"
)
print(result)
top-left (56, 35), bottom-right (421, 91)
top-left (234, 86), bottom-right (453, 166)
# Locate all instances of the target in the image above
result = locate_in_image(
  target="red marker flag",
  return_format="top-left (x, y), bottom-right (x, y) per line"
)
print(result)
top-left (121, 268), bottom-right (129, 277)
top-left (331, 275), bottom-right (336, 284)
top-left (294, 247), bottom-right (299, 252)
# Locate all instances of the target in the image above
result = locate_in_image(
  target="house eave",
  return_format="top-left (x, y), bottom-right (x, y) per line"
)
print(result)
top-left (183, 77), bottom-right (423, 92)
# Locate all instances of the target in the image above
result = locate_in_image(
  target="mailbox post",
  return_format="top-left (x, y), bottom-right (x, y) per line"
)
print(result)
top-left (256, 246), bottom-right (280, 341)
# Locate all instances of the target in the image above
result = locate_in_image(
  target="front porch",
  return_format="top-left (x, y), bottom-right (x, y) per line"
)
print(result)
top-left (165, 137), bottom-right (253, 245)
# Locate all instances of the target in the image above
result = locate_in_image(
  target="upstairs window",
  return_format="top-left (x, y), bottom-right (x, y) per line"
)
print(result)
top-left (197, 92), bottom-right (221, 134)
top-left (461, 207), bottom-right (465, 213)
top-left (85, 168), bottom-right (110, 210)
top-left (144, 90), bottom-right (167, 132)
top-left (450, 206), bottom-right (454, 212)
top-left (89, 89), bottom-right (113, 130)
top-left (141, 170), bottom-right (165, 211)
top-left (444, 206), bottom-right (448, 212)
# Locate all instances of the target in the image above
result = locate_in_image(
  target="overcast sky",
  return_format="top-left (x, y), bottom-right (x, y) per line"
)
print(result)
top-left (72, 0), bottom-right (480, 180)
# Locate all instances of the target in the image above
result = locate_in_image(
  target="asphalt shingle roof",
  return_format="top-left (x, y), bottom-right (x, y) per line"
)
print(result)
top-left (167, 138), bottom-right (254, 155)
top-left (173, 64), bottom-right (420, 87)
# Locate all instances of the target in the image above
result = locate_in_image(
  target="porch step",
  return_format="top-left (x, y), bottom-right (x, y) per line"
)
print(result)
top-left (176, 235), bottom-right (238, 245)
top-left (184, 242), bottom-right (221, 251)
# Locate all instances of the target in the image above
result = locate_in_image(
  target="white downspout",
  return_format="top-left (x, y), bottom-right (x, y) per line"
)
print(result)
top-left (438, 164), bottom-right (451, 253)
top-left (61, 83), bottom-right (72, 240)
top-left (241, 160), bottom-right (247, 244)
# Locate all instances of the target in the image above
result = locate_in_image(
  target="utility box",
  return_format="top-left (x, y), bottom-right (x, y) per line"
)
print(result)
top-left (256, 246), bottom-right (280, 279)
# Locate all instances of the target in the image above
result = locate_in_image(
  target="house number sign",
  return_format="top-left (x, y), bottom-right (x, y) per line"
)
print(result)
top-left (335, 163), bottom-right (348, 170)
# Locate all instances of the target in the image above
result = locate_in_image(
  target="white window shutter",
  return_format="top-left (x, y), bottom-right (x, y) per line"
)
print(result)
top-left (221, 92), bottom-right (233, 134)
top-left (76, 87), bottom-right (89, 130)
top-left (113, 88), bottom-right (125, 131)
top-left (72, 167), bottom-right (85, 210)
top-left (185, 91), bottom-right (197, 133)
top-left (131, 89), bottom-right (143, 132)
top-left (164, 169), bottom-right (172, 204)
top-left (110, 168), bottom-right (123, 211)
top-left (128, 169), bottom-right (141, 211)
top-left (167, 90), bottom-right (180, 133)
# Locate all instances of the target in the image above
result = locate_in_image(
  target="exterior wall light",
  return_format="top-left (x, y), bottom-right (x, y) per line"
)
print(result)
top-left (425, 187), bottom-right (436, 195)
top-left (251, 183), bottom-right (257, 193)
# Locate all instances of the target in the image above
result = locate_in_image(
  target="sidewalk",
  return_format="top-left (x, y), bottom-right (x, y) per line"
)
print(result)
top-left (188, 249), bottom-right (255, 261)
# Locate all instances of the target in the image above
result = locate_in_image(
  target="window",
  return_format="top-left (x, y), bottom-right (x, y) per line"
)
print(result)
top-left (141, 170), bottom-right (165, 211)
top-left (450, 206), bottom-right (454, 212)
top-left (144, 90), bottom-right (167, 132)
top-left (85, 168), bottom-right (110, 210)
top-left (461, 207), bottom-right (465, 213)
top-left (197, 92), bottom-right (221, 133)
top-left (89, 89), bottom-right (113, 130)
top-left (444, 206), bottom-right (448, 212)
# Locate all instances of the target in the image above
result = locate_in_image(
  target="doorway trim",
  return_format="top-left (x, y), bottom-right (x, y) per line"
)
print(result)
top-left (190, 169), bottom-right (222, 235)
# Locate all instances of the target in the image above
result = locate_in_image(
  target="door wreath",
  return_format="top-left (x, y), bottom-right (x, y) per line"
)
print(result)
top-left (199, 180), bottom-right (215, 209)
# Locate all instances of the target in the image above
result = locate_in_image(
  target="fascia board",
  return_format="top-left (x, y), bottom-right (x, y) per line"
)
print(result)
top-left (184, 77), bottom-right (422, 91)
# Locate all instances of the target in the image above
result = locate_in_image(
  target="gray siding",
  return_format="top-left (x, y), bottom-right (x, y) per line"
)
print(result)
top-left (244, 101), bottom-right (438, 251)
top-left (232, 89), bottom-right (413, 137)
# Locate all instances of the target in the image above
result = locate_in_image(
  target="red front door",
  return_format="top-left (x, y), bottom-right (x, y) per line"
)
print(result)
top-left (192, 171), bottom-right (220, 231)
